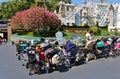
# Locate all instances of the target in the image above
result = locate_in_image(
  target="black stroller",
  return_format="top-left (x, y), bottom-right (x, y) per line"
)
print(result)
top-left (26, 48), bottom-right (38, 75)
top-left (65, 40), bottom-right (78, 65)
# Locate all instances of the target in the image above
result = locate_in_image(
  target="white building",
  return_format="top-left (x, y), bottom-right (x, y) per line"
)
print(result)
top-left (75, 6), bottom-right (81, 26)
top-left (107, 3), bottom-right (120, 32)
top-left (56, 0), bottom-right (120, 29)
top-left (108, 5), bottom-right (114, 31)
top-left (58, 1), bottom-right (76, 26)
top-left (116, 3), bottom-right (120, 31)
top-left (97, 2), bottom-right (108, 26)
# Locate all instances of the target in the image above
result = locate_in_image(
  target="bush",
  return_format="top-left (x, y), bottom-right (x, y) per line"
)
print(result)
top-left (84, 24), bottom-right (89, 28)
top-left (110, 28), bottom-right (120, 36)
top-left (16, 29), bottom-right (26, 35)
top-left (11, 7), bottom-right (60, 32)
top-left (33, 30), bottom-right (57, 37)
top-left (56, 25), bottom-right (64, 31)
top-left (90, 26), bottom-right (101, 35)
top-left (15, 31), bottom-right (34, 36)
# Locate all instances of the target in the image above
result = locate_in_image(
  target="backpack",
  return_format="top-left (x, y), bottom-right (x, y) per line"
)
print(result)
top-left (52, 54), bottom-right (60, 64)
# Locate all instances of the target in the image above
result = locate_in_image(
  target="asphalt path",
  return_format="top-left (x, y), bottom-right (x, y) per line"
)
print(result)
top-left (0, 42), bottom-right (120, 79)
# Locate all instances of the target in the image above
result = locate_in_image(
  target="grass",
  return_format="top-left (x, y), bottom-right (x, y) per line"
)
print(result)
top-left (12, 28), bottom-right (115, 41)
top-left (24, 32), bottom-right (34, 36)
top-left (64, 28), bottom-right (111, 40)
top-left (15, 31), bottom-right (34, 36)
top-left (63, 31), bottom-right (85, 39)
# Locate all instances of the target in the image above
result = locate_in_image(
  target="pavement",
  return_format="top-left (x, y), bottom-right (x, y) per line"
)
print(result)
top-left (0, 42), bottom-right (120, 79)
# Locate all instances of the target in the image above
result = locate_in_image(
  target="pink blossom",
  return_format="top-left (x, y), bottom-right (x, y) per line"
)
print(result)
top-left (11, 7), bottom-right (60, 31)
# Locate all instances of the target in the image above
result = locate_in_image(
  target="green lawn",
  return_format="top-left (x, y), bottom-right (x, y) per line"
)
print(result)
top-left (12, 28), bottom-right (117, 41)
top-left (15, 31), bottom-right (34, 36)
top-left (64, 28), bottom-right (113, 40)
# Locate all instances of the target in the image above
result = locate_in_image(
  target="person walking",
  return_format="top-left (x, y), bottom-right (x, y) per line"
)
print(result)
top-left (85, 30), bottom-right (92, 48)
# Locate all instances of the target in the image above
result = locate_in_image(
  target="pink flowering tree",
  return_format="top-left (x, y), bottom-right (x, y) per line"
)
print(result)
top-left (11, 11), bottom-right (24, 30)
top-left (11, 7), bottom-right (61, 33)
top-left (44, 11), bottom-right (61, 30)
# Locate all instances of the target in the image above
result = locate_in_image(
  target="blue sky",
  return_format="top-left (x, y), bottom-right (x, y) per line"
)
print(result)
top-left (71, 0), bottom-right (120, 5)
top-left (0, 0), bottom-right (7, 2)
top-left (0, 0), bottom-right (120, 4)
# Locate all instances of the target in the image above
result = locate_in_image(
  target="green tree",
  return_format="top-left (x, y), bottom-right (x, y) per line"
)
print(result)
top-left (0, 0), bottom-right (71, 19)
top-left (49, 0), bottom-right (59, 11)
top-left (0, 0), bottom-right (36, 19)
top-left (63, 0), bottom-right (71, 3)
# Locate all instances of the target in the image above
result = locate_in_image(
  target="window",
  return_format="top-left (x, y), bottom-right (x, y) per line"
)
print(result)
top-left (118, 17), bottom-right (120, 21)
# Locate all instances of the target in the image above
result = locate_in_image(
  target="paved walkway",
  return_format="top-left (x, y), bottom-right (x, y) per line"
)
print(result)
top-left (0, 42), bottom-right (120, 79)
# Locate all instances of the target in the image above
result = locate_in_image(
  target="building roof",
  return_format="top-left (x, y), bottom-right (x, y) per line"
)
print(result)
top-left (109, 4), bottom-right (114, 10)
top-left (0, 20), bottom-right (10, 24)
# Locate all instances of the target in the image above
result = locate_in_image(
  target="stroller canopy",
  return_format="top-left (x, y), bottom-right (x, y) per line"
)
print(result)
top-left (66, 40), bottom-right (76, 52)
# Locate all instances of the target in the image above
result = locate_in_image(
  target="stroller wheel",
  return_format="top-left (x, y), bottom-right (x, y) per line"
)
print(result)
top-left (116, 51), bottom-right (120, 56)
top-left (29, 70), bottom-right (34, 75)
top-left (26, 63), bottom-right (29, 69)
top-left (65, 60), bottom-right (71, 67)
top-left (29, 67), bottom-right (37, 75)
top-left (22, 63), bottom-right (25, 66)
top-left (29, 72), bottom-right (33, 75)
top-left (18, 56), bottom-right (21, 60)
top-left (74, 61), bottom-right (79, 66)
top-left (46, 69), bottom-right (49, 73)
top-left (16, 53), bottom-right (18, 56)
top-left (118, 53), bottom-right (120, 56)
top-left (37, 67), bottom-right (42, 74)
top-left (46, 67), bottom-right (53, 73)
top-left (37, 71), bottom-right (41, 75)
top-left (104, 53), bottom-right (108, 58)
top-left (58, 64), bottom-right (68, 72)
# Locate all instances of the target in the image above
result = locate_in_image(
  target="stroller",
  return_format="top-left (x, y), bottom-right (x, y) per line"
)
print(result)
top-left (44, 47), bottom-right (60, 73)
top-left (76, 40), bottom-right (97, 63)
top-left (95, 39), bottom-right (109, 58)
top-left (17, 42), bottom-right (29, 60)
top-left (26, 48), bottom-right (39, 75)
top-left (45, 46), bottom-right (70, 72)
top-left (114, 39), bottom-right (120, 56)
top-left (57, 46), bottom-right (71, 72)
top-left (0, 36), bottom-right (3, 44)
top-left (65, 40), bottom-right (78, 65)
